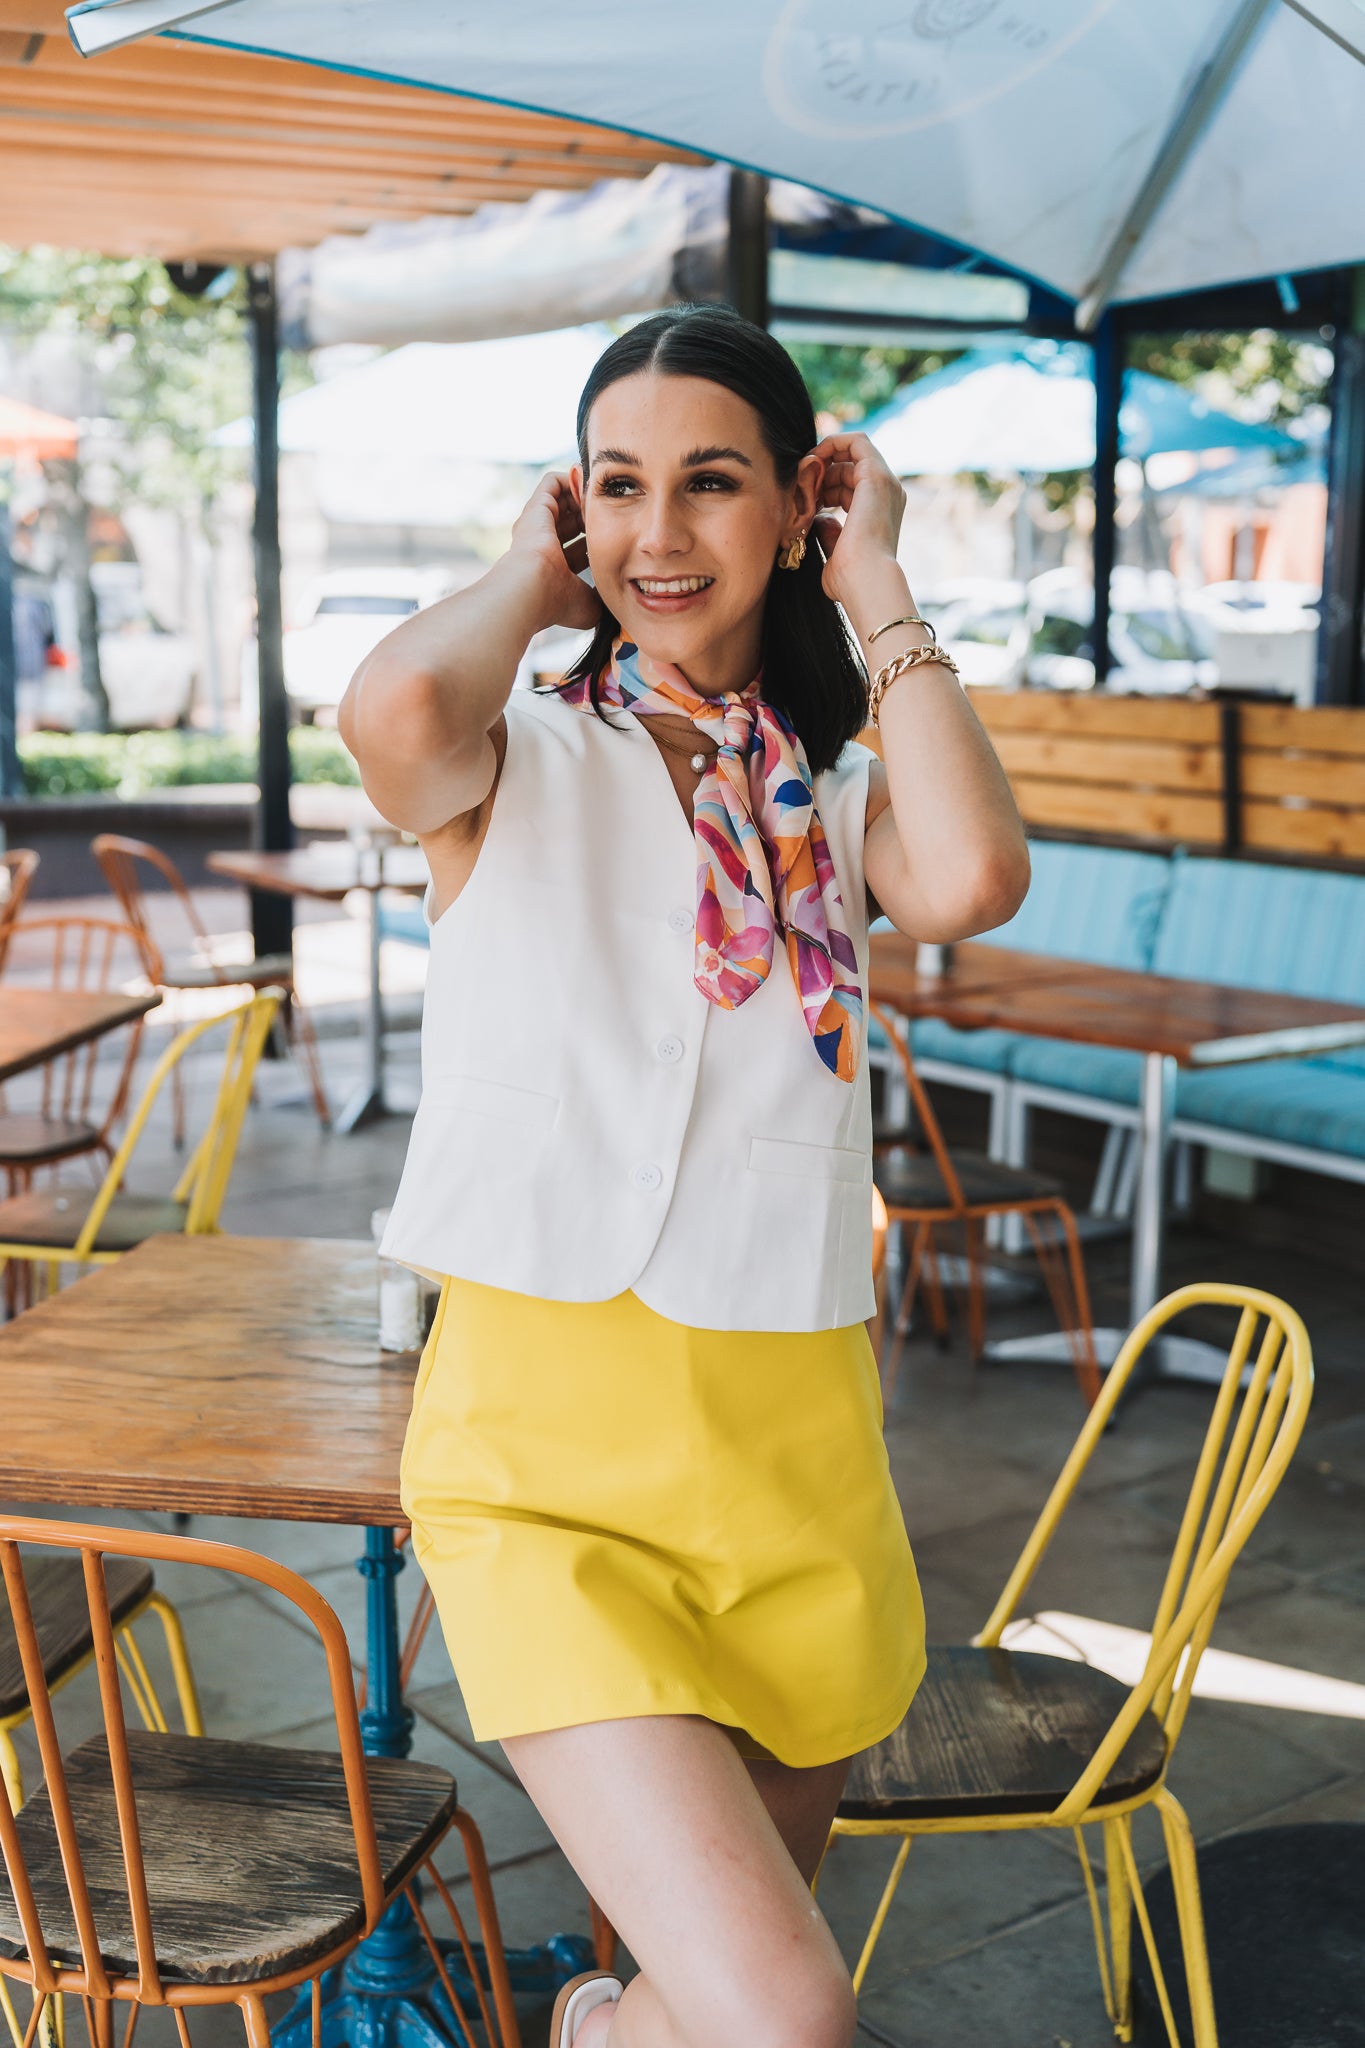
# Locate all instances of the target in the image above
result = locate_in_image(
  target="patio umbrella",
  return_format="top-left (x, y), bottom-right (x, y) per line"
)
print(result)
top-left (864, 341), bottom-right (1298, 475)
top-left (63, 0), bottom-right (1365, 321)
top-left (0, 396), bottom-right (79, 462)
top-left (214, 326), bottom-right (610, 464)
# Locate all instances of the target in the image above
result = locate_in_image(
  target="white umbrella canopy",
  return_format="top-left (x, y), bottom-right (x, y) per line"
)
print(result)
top-left (65, 0), bottom-right (1365, 320)
top-left (215, 325), bottom-right (612, 463)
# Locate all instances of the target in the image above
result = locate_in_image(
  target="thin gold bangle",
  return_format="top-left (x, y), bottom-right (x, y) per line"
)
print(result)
top-left (867, 613), bottom-right (935, 646)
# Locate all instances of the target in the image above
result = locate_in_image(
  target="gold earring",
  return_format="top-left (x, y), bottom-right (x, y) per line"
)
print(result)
top-left (778, 531), bottom-right (807, 572)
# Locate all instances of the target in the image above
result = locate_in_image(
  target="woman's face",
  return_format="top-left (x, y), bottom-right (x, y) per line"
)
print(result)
top-left (573, 370), bottom-right (821, 693)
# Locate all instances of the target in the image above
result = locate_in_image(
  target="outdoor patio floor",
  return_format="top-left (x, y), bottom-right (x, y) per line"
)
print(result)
top-left (3, 975), bottom-right (1363, 2048)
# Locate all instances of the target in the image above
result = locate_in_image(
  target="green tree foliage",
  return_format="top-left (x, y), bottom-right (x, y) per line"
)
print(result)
top-left (0, 248), bottom-right (253, 509)
top-left (1127, 329), bottom-right (1331, 427)
top-left (786, 341), bottom-right (962, 425)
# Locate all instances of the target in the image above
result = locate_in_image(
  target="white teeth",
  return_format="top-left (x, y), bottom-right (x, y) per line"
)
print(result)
top-left (635, 577), bottom-right (713, 595)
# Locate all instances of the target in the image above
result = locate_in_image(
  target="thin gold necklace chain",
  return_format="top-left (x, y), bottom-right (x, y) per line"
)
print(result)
top-left (646, 724), bottom-right (720, 768)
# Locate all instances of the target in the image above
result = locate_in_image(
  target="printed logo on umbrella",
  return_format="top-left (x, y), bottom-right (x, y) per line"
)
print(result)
top-left (763, 0), bottom-right (1120, 138)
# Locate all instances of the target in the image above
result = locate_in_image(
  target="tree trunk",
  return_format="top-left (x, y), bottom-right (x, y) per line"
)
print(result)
top-left (50, 460), bottom-right (110, 730)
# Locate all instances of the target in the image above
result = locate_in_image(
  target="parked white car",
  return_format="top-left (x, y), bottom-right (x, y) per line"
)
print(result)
top-left (16, 563), bottom-right (199, 731)
top-left (283, 568), bottom-right (458, 720)
top-left (1024, 568), bottom-right (1217, 695)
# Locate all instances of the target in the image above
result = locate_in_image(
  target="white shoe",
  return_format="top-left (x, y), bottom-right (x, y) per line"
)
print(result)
top-left (549, 1970), bottom-right (623, 2047)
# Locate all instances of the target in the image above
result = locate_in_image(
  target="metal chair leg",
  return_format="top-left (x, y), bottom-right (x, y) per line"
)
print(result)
top-left (851, 1835), bottom-right (912, 1994)
top-left (283, 990), bottom-right (331, 1129)
top-left (146, 1592), bottom-right (205, 1735)
top-left (921, 1226), bottom-right (951, 1349)
top-left (1155, 1789), bottom-right (1219, 2048)
top-left (1105, 1817), bottom-right (1135, 2043)
top-left (963, 1215), bottom-right (987, 1361)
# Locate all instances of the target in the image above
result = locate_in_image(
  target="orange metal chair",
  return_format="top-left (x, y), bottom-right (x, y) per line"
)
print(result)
top-left (870, 999), bottom-right (1100, 1407)
top-left (92, 834), bottom-right (329, 1135)
top-left (0, 917), bottom-right (149, 1197)
top-left (0, 853), bottom-right (39, 977)
top-left (0, 1514), bottom-right (520, 2048)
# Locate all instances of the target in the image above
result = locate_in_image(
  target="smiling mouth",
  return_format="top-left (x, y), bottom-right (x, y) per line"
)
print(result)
top-left (632, 576), bottom-right (715, 596)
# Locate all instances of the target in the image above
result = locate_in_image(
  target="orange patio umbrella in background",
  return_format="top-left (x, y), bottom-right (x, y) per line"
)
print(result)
top-left (0, 396), bottom-right (79, 461)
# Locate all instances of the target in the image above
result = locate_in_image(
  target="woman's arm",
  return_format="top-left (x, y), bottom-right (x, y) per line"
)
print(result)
top-left (813, 432), bottom-right (1030, 942)
top-left (338, 472), bottom-right (598, 835)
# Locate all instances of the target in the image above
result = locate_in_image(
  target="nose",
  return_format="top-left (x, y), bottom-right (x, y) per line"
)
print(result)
top-left (637, 492), bottom-right (692, 560)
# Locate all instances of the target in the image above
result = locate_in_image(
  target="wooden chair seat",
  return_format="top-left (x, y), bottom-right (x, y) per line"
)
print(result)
top-left (0, 1187), bottom-right (189, 1251)
top-left (0, 1114), bottom-right (104, 1169)
top-left (840, 1645), bottom-right (1168, 1823)
top-left (159, 955), bottom-right (294, 993)
top-left (0, 1730), bottom-right (459, 1985)
top-left (0, 1556), bottom-right (153, 1719)
top-left (874, 1149), bottom-right (1064, 1212)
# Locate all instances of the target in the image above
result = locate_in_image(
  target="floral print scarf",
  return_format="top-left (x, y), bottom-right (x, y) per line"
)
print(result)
top-left (557, 638), bottom-right (862, 1082)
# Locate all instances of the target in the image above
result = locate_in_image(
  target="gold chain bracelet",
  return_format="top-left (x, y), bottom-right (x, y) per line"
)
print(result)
top-left (868, 640), bottom-right (960, 726)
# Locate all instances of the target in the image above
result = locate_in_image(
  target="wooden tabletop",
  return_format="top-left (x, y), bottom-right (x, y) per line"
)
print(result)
top-left (867, 936), bottom-right (1097, 1013)
top-left (0, 1236), bottom-right (418, 1524)
top-left (0, 986), bottom-right (161, 1085)
top-left (868, 939), bottom-right (1365, 1067)
top-left (208, 845), bottom-right (428, 902)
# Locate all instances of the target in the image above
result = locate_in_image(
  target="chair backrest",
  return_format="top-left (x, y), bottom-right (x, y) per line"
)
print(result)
top-left (70, 991), bottom-right (283, 1258)
top-left (0, 918), bottom-right (149, 1143)
top-left (91, 835), bottom-right (214, 988)
top-left (0, 1514), bottom-right (384, 2007)
top-left (0, 852), bottom-right (39, 976)
top-left (869, 998), bottom-right (969, 1211)
top-left (976, 1283), bottom-right (1313, 1823)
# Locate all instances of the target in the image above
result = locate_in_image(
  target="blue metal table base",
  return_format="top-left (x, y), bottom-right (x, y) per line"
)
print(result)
top-left (269, 1528), bottom-right (591, 2048)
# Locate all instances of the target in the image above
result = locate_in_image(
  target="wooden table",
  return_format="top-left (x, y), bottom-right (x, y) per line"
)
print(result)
top-left (0, 1233), bottom-right (590, 2034)
top-left (0, 986), bottom-right (160, 1085)
top-left (869, 938), bottom-right (1365, 1378)
top-left (207, 843), bottom-right (428, 1135)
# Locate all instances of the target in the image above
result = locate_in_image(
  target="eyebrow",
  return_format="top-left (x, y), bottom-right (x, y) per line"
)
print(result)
top-left (588, 443), bottom-right (754, 472)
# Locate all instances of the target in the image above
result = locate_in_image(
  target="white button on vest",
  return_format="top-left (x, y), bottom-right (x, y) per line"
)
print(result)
top-left (655, 1035), bottom-right (684, 1064)
top-left (631, 1162), bottom-right (664, 1192)
top-left (667, 907), bottom-right (693, 933)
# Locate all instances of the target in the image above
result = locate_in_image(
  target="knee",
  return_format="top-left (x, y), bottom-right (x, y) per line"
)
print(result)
top-left (739, 1953), bottom-right (856, 2048)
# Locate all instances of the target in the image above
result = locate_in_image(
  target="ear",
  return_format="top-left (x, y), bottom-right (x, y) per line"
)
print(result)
top-left (791, 450), bottom-right (825, 529)
top-left (570, 463), bottom-right (585, 514)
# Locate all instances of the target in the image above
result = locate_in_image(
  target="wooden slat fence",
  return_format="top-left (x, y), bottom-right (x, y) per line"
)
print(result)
top-left (903, 691), bottom-right (1365, 867)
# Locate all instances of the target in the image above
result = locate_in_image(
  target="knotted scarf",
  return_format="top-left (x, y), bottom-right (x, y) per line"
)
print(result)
top-left (557, 638), bottom-right (862, 1081)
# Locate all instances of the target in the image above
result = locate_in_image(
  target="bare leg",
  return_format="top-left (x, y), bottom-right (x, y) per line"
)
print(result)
top-left (503, 1715), bottom-right (855, 2048)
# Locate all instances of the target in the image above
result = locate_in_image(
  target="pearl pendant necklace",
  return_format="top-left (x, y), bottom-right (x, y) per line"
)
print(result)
top-left (690, 751), bottom-right (707, 773)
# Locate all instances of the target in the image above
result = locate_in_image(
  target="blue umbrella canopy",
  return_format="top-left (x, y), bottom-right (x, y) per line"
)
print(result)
top-left (863, 340), bottom-right (1298, 475)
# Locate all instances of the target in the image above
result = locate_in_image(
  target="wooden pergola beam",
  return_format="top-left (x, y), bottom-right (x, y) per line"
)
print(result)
top-left (0, 0), bottom-right (703, 258)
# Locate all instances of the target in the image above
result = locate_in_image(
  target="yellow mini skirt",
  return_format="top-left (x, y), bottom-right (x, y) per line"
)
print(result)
top-left (400, 1279), bottom-right (925, 1769)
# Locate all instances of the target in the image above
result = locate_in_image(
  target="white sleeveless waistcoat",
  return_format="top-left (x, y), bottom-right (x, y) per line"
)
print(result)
top-left (380, 686), bottom-right (876, 1332)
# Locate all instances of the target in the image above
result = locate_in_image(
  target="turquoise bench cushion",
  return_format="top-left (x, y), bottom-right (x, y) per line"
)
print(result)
top-left (976, 840), bottom-right (1170, 969)
top-left (378, 902), bottom-right (429, 948)
top-left (1176, 1064), bottom-right (1365, 1161)
top-left (1152, 857), bottom-right (1365, 1076)
top-left (1010, 1036), bottom-right (1144, 1106)
top-left (911, 1017), bottom-right (1016, 1075)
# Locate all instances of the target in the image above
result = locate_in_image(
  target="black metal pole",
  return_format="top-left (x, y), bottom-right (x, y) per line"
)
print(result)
top-left (1091, 313), bottom-right (1122, 688)
top-left (0, 502), bottom-right (21, 802)
top-left (247, 259), bottom-right (294, 958)
top-left (726, 170), bottom-right (769, 328)
top-left (1317, 268), bottom-right (1365, 706)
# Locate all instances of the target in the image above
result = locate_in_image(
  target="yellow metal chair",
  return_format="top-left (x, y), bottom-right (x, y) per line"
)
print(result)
top-left (0, 991), bottom-right (281, 1288)
top-left (0, 1552), bottom-right (201, 1812)
top-left (823, 1282), bottom-right (1313, 2047)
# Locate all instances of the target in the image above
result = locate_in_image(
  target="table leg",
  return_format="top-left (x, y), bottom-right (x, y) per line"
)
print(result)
top-left (1131, 1051), bottom-right (1175, 1323)
top-left (334, 890), bottom-right (387, 1134)
top-left (271, 1528), bottom-right (592, 2048)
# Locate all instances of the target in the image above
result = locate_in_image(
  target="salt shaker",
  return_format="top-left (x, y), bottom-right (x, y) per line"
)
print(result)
top-left (372, 1205), bottom-right (422, 1353)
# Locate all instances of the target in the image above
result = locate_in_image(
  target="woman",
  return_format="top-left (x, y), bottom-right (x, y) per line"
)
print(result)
top-left (340, 306), bottom-right (1028, 2048)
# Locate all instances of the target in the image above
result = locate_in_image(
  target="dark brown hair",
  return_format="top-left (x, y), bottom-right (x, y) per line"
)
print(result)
top-left (563, 304), bottom-right (868, 774)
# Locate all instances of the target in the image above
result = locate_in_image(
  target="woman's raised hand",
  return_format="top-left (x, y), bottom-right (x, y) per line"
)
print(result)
top-left (809, 432), bottom-right (907, 612)
top-left (508, 472), bottom-right (602, 632)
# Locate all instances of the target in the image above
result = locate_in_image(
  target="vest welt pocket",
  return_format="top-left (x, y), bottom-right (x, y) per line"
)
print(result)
top-left (422, 1074), bottom-right (560, 1130)
top-left (747, 1136), bottom-right (870, 1184)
